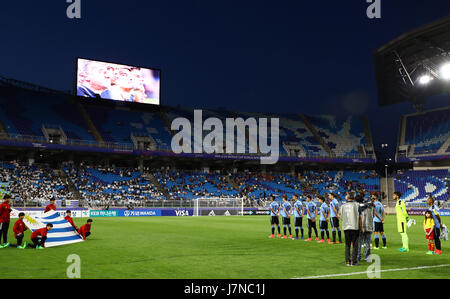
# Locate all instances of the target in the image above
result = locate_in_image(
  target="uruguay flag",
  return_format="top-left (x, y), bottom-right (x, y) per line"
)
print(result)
top-left (23, 210), bottom-right (84, 248)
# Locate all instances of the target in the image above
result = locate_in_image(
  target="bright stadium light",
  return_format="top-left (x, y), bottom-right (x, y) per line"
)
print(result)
top-left (418, 74), bottom-right (433, 85)
top-left (440, 63), bottom-right (450, 80)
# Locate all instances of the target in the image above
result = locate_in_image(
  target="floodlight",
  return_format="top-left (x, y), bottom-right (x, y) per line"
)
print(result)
top-left (418, 75), bottom-right (433, 85)
top-left (440, 63), bottom-right (450, 80)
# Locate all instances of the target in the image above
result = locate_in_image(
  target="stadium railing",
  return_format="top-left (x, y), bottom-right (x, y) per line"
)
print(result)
top-left (0, 133), bottom-right (135, 150)
top-left (0, 131), bottom-right (375, 160)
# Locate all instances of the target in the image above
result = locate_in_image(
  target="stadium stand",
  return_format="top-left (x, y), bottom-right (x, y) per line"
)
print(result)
top-left (63, 164), bottom-right (166, 206)
top-left (234, 170), bottom-right (380, 205)
top-left (0, 157), bottom-right (383, 208)
top-left (0, 86), bottom-right (96, 142)
top-left (84, 104), bottom-right (173, 149)
top-left (233, 111), bottom-right (329, 157)
top-left (0, 83), bottom-right (375, 160)
top-left (304, 114), bottom-right (367, 158)
top-left (164, 107), bottom-right (373, 158)
top-left (0, 81), bottom-right (447, 213)
top-left (399, 106), bottom-right (450, 156)
top-left (153, 169), bottom-right (239, 200)
top-left (165, 107), bottom-right (237, 152)
top-left (0, 161), bottom-right (74, 205)
top-left (393, 169), bottom-right (450, 207)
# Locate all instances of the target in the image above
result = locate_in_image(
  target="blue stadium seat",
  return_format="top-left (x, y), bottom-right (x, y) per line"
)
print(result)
top-left (154, 170), bottom-right (238, 200)
top-left (85, 105), bottom-right (173, 149)
top-left (64, 166), bottom-right (166, 201)
top-left (394, 169), bottom-right (449, 205)
top-left (0, 86), bottom-right (96, 142)
top-left (305, 115), bottom-right (366, 157)
top-left (404, 108), bottom-right (450, 155)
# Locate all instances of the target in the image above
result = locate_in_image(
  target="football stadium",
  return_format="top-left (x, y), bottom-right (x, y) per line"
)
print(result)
top-left (0, 1), bottom-right (449, 284)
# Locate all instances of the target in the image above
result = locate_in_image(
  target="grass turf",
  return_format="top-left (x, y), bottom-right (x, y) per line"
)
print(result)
top-left (0, 215), bottom-right (448, 279)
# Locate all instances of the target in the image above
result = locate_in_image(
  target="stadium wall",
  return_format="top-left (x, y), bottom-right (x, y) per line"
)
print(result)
top-left (11, 207), bottom-right (450, 218)
top-left (11, 208), bottom-right (90, 218)
top-left (407, 208), bottom-right (450, 216)
top-left (10, 207), bottom-right (273, 218)
top-left (382, 207), bottom-right (450, 216)
top-left (0, 138), bottom-right (376, 163)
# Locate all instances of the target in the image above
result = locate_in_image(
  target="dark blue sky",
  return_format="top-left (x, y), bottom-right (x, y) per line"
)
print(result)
top-left (1, 0), bottom-right (450, 155)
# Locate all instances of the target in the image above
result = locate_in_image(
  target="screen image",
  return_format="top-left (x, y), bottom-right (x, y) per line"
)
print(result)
top-left (76, 58), bottom-right (160, 105)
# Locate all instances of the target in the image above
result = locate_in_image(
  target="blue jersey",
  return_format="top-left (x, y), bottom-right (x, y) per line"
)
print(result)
top-left (293, 200), bottom-right (304, 218)
top-left (269, 201), bottom-right (280, 217)
top-left (320, 203), bottom-right (330, 221)
top-left (374, 201), bottom-right (384, 223)
top-left (330, 199), bottom-right (340, 218)
top-left (281, 201), bottom-right (292, 218)
top-left (428, 204), bottom-right (441, 229)
top-left (306, 201), bottom-right (317, 219)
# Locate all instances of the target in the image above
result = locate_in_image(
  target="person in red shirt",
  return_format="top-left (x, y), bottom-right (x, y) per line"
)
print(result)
top-left (12, 212), bottom-right (28, 249)
top-left (78, 219), bottom-right (93, 240)
top-left (29, 223), bottom-right (53, 249)
top-left (44, 199), bottom-right (57, 213)
top-left (0, 194), bottom-right (12, 248)
top-left (64, 210), bottom-right (78, 230)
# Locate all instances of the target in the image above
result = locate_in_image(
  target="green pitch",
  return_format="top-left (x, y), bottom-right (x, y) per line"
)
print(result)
top-left (0, 215), bottom-right (448, 279)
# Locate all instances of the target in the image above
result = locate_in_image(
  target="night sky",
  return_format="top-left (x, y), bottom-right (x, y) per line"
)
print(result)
top-left (1, 0), bottom-right (450, 157)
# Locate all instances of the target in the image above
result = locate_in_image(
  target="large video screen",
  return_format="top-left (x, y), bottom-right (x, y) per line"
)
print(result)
top-left (76, 58), bottom-right (160, 105)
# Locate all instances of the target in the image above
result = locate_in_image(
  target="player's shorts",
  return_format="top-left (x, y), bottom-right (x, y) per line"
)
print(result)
top-left (399, 221), bottom-right (408, 233)
top-left (425, 228), bottom-right (434, 240)
top-left (374, 222), bottom-right (384, 232)
top-left (331, 217), bottom-right (339, 228)
top-left (307, 218), bottom-right (316, 228)
top-left (295, 217), bottom-right (303, 227)
top-left (270, 216), bottom-right (279, 225)
top-left (282, 217), bottom-right (291, 225)
top-left (320, 220), bottom-right (328, 230)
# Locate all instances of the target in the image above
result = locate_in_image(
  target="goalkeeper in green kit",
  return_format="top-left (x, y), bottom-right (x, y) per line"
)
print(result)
top-left (394, 192), bottom-right (410, 252)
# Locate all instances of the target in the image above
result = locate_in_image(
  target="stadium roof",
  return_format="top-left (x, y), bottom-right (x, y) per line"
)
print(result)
top-left (373, 15), bottom-right (450, 110)
top-left (0, 75), bottom-right (64, 95)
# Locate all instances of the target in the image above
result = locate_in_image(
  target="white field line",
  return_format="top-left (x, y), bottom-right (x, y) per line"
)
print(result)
top-left (293, 264), bottom-right (450, 279)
